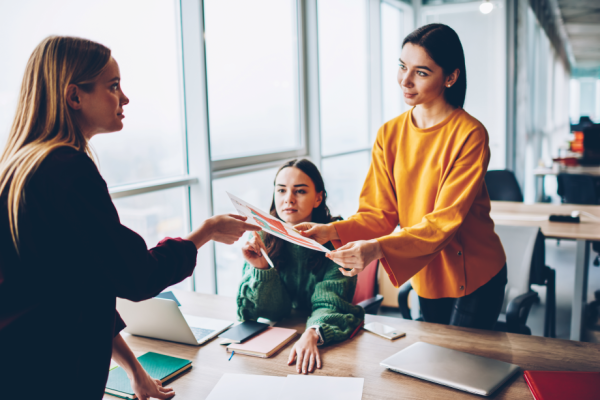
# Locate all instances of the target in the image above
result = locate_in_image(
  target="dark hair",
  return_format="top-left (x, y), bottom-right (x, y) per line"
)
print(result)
top-left (264, 159), bottom-right (340, 271)
top-left (402, 23), bottom-right (467, 108)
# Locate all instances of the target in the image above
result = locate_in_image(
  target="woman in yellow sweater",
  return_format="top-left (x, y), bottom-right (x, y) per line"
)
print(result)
top-left (296, 23), bottom-right (507, 330)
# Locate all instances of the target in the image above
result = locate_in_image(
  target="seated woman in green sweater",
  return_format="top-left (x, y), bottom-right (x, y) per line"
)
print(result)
top-left (237, 159), bottom-right (364, 375)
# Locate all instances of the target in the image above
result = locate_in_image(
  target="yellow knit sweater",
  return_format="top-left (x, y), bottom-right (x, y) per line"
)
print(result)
top-left (332, 108), bottom-right (506, 299)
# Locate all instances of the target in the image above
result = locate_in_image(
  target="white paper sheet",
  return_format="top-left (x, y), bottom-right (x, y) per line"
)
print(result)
top-left (284, 375), bottom-right (365, 400)
top-left (205, 373), bottom-right (286, 400)
top-left (227, 192), bottom-right (330, 252)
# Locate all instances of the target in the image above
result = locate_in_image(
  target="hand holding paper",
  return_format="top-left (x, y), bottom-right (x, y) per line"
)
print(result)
top-left (228, 192), bottom-right (330, 253)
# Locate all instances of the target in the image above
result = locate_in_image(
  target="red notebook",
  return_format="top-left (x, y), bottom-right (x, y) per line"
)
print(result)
top-left (524, 371), bottom-right (600, 400)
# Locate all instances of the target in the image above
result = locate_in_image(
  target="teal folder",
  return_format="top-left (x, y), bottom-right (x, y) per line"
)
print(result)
top-left (105, 352), bottom-right (192, 399)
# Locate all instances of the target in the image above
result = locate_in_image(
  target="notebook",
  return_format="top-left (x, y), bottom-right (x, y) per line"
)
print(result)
top-left (524, 371), bottom-right (600, 400)
top-left (205, 373), bottom-right (286, 400)
top-left (105, 352), bottom-right (192, 399)
top-left (227, 326), bottom-right (297, 358)
top-left (218, 320), bottom-right (269, 344)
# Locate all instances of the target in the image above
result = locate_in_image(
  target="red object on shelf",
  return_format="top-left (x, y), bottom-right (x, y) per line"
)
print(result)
top-left (571, 131), bottom-right (584, 153)
top-left (524, 371), bottom-right (600, 400)
top-left (552, 157), bottom-right (579, 166)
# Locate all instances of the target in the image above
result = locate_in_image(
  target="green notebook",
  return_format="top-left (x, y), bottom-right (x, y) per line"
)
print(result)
top-left (105, 352), bottom-right (192, 399)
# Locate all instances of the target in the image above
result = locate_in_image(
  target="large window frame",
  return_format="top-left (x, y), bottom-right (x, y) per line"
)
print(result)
top-left (103, 0), bottom-right (415, 294)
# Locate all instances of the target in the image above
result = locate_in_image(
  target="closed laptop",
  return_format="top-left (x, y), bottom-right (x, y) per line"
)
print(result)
top-left (380, 342), bottom-right (520, 396)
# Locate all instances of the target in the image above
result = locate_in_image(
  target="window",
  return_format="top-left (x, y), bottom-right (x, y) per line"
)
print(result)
top-left (421, 0), bottom-right (507, 170)
top-left (322, 152), bottom-right (370, 220)
top-left (381, 1), bottom-right (412, 122)
top-left (0, 0), bottom-right (186, 187)
top-left (204, 0), bottom-right (303, 163)
top-left (317, 0), bottom-right (370, 156)
top-left (212, 168), bottom-right (279, 296)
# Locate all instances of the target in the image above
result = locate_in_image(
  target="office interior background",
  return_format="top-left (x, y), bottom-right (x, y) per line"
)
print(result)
top-left (0, 0), bottom-right (598, 337)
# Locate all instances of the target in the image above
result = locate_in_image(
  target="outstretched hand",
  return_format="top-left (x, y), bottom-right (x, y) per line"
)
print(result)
top-left (209, 214), bottom-right (261, 245)
top-left (326, 239), bottom-right (383, 277)
top-left (293, 222), bottom-right (338, 245)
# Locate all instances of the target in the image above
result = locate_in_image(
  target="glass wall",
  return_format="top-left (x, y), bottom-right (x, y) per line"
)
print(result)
top-left (421, 1), bottom-right (507, 170)
top-left (204, 0), bottom-right (302, 160)
top-left (381, 1), bottom-right (410, 122)
top-left (317, 0), bottom-right (370, 156)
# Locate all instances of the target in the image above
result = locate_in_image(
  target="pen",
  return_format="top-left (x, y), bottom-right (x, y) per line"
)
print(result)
top-left (228, 351), bottom-right (235, 361)
top-left (349, 321), bottom-right (364, 339)
top-left (260, 248), bottom-right (275, 269)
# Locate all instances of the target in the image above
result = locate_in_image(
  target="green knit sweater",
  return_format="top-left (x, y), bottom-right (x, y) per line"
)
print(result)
top-left (236, 239), bottom-right (364, 345)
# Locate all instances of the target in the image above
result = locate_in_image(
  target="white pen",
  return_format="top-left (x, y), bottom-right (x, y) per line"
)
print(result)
top-left (260, 248), bottom-right (275, 269)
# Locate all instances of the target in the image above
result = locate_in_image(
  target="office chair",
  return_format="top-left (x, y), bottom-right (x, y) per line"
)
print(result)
top-left (397, 226), bottom-right (556, 337)
top-left (352, 260), bottom-right (383, 315)
top-left (485, 170), bottom-right (523, 202)
top-left (556, 173), bottom-right (600, 266)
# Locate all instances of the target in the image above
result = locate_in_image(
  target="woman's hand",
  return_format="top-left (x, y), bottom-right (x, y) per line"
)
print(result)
top-left (242, 231), bottom-right (269, 269)
top-left (293, 222), bottom-right (339, 245)
top-left (112, 334), bottom-right (174, 400)
top-left (326, 239), bottom-right (383, 277)
top-left (128, 369), bottom-right (175, 400)
top-left (187, 214), bottom-right (261, 248)
top-left (287, 328), bottom-right (322, 374)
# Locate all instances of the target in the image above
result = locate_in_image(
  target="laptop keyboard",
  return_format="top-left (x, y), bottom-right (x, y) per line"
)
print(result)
top-left (191, 327), bottom-right (215, 342)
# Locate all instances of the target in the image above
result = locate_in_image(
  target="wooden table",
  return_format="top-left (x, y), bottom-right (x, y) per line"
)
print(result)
top-left (491, 201), bottom-right (600, 341)
top-left (532, 167), bottom-right (600, 202)
top-left (105, 291), bottom-right (600, 400)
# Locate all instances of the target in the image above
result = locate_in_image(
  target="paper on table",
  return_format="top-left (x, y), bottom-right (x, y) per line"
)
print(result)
top-left (227, 192), bottom-right (330, 252)
top-left (284, 375), bottom-right (365, 400)
top-left (206, 373), bottom-right (286, 400)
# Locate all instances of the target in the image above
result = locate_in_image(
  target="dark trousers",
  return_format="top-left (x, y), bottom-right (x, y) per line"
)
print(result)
top-left (418, 264), bottom-right (507, 330)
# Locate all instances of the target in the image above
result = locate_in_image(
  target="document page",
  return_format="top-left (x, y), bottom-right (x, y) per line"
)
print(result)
top-left (205, 373), bottom-right (286, 400)
top-left (284, 375), bottom-right (364, 400)
top-left (227, 192), bottom-right (330, 252)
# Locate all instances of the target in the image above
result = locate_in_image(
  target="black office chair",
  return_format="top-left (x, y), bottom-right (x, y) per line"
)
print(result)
top-left (556, 173), bottom-right (600, 266)
top-left (485, 170), bottom-right (523, 202)
top-left (397, 228), bottom-right (556, 337)
top-left (556, 174), bottom-right (600, 205)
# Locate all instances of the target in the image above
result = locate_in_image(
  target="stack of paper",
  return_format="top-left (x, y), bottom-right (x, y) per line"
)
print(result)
top-left (206, 373), bottom-right (364, 400)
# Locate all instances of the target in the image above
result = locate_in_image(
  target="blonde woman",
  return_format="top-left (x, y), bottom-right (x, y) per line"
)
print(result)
top-left (0, 37), bottom-right (259, 400)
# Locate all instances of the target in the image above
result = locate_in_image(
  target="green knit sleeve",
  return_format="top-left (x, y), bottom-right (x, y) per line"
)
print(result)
top-left (236, 261), bottom-right (292, 322)
top-left (307, 259), bottom-right (365, 345)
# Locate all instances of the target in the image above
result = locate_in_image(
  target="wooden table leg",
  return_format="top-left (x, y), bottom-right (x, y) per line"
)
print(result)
top-left (570, 240), bottom-right (590, 341)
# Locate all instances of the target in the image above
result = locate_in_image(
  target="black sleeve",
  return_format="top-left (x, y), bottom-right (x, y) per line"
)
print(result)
top-left (35, 149), bottom-right (198, 301)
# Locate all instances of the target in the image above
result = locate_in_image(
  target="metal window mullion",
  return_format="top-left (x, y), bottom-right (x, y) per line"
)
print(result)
top-left (303, 0), bottom-right (323, 169)
top-left (108, 176), bottom-right (199, 199)
top-left (180, 0), bottom-right (216, 294)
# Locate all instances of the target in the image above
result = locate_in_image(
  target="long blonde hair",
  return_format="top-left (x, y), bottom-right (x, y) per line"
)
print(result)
top-left (0, 36), bottom-right (111, 253)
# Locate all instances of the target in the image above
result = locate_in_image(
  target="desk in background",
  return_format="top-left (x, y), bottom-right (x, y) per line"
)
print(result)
top-left (491, 201), bottom-right (600, 341)
top-left (533, 167), bottom-right (600, 202)
top-left (105, 291), bottom-right (600, 400)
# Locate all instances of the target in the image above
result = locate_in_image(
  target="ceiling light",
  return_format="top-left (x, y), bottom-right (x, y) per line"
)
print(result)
top-left (480, 0), bottom-right (494, 14)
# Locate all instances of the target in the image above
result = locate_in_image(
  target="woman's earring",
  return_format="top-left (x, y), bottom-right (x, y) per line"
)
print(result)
top-left (447, 84), bottom-right (451, 87)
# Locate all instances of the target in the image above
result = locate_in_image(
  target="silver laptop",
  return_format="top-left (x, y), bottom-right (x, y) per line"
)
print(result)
top-left (380, 342), bottom-right (520, 396)
top-left (117, 297), bottom-right (233, 346)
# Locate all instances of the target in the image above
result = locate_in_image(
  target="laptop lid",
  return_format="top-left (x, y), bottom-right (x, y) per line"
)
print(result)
top-left (380, 342), bottom-right (520, 396)
top-left (117, 297), bottom-right (199, 345)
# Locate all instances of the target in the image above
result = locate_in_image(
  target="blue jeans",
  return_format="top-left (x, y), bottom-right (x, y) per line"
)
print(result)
top-left (418, 264), bottom-right (507, 330)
